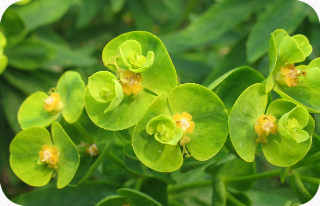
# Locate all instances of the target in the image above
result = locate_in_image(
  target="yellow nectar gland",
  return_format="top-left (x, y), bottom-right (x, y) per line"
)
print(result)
top-left (255, 114), bottom-right (278, 143)
top-left (44, 92), bottom-right (63, 113)
top-left (172, 112), bottom-right (195, 157)
top-left (39, 144), bottom-right (60, 169)
top-left (278, 63), bottom-right (306, 87)
top-left (86, 143), bottom-right (99, 157)
top-left (120, 70), bottom-right (143, 95)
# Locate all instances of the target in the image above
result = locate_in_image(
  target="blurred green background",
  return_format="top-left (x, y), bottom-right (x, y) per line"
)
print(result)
top-left (0, 0), bottom-right (319, 205)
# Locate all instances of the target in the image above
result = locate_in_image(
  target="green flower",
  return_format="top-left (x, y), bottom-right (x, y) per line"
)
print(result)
top-left (119, 40), bottom-right (154, 73)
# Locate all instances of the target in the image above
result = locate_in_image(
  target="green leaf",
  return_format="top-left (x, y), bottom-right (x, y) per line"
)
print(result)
top-left (168, 84), bottom-right (229, 161)
top-left (219, 156), bottom-right (256, 191)
top-left (16, 0), bottom-right (74, 31)
top-left (12, 182), bottom-right (118, 206)
top-left (57, 71), bottom-right (85, 123)
top-left (102, 31), bottom-right (177, 95)
top-left (140, 178), bottom-right (168, 206)
top-left (229, 83), bottom-right (268, 162)
top-left (0, 31), bottom-right (7, 48)
top-left (117, 188), bottom-right (162, 206)
top-left (208, 66), bottom-right (265, 112)
top-left (18, 92), bottom-right (60, 129)
top-left (51, 122), bottom-right (80, 189)
top-left (247, 0), bottom-right (307, 62)
top-left (161, 0), bottom-right (269, 53)
top-left (10, 127), bottom-right (53, 187)
top-left (132, 92), bottom-right (183, 172)
top-left (110, 0), bottom-right (125, 13)
top-left (96, 195), bottom-right (126, 206)
top-left (0, 54), bottom-right (8, 75)
top-left (5, 39), bottom-right (56, 71)
top-left (85, 86), bottom-right (156, 131)
top-left (279, 36), bottom-right (305, 64)
top-left (0, 9), bottom-right (27, 47)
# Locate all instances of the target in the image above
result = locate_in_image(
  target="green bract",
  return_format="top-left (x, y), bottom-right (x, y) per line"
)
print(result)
top-left (229, 83), bottom-right (314, 166)
top-left (9, 122), bottom-right (79, 188)
top-left (132, 84), bottom-right (228, 172)
top-left (278, 106), bottom-right (309, 143)
top-left (265, 29), bottom-right (320, 113)
top-left (88, 71), bottom-right (123, 112)
top-left (119, 40), bottom-right (154, 73)
top-left (146, 114), bottom-right (184, 145)
top-left (18, 71), bottom-right (85, 129)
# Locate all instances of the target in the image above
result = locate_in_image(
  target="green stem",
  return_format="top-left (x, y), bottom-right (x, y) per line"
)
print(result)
top-left (223, 169), bottom-right (281, 184)
top-left (226, 191), bottom-right (247, 206)
top-left (291, 151), bottom-right (320, 169)
top-left (73, 121), bottom-right (94, 143)
top-left (168, 180), bottom-right (211, 193)
top-left (298, 174), bottom-right (320, 185)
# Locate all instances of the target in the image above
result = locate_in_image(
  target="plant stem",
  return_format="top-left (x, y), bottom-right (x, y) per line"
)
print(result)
top-left (223, 169), bottom-right (281, 184)
top-left (226, 191), bottom-right (247, 206)
top-left (73, 121), bottom-right (94, 143)
top-left (298, 174), bottom-right (320, 185)
top-left (291, 151), bottom-right (320, 169)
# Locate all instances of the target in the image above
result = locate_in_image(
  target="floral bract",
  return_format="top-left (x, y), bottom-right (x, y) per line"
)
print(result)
top-left (119, 40), bottom-right (154, 73)
top-left (18, 71), bottom-right (85, 129)
top-left (10, 122), bottom-right (79, 188)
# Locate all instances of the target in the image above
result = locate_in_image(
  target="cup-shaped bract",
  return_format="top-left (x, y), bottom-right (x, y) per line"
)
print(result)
top-left (18, 71), bottom-right (85, 129)
top-left (119, 40), bottom-right (154, 73)
top-left (229, 83), bottom-right (314, 167)
top-left (88, 71), bottom-right (123, 112)
top-left (9, 122), bottom-right (80, 188)
top-left (132, 84), bottom-right (228, 172)
top-left (146, 114), bottom-right (184, 145)
top-left (278, 106), bottom-right (310, 143)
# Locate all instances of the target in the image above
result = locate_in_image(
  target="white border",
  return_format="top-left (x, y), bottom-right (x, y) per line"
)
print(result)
top-left (0, 0), bottom-right (319, 205)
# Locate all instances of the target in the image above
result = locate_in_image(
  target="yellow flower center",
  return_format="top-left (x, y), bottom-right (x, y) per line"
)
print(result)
top-left (172, 112), bottom-right (195, 157)
top-left (255, 114), bottom-right (278, 143)
top-left (120, 70), bottom-right (143, 95)
top-left (276, 63), bottom-right (306, 87)
top-left (39, 144), bottom-right (60, 169)
top-left (44, 92), bottom-right (63, 113)
top-left (172, 112), bottom-right (195, 134)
